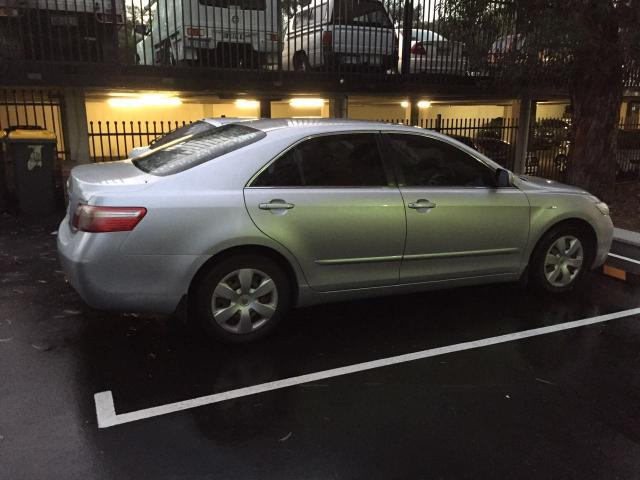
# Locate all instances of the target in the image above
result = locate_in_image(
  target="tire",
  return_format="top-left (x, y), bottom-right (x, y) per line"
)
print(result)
top-left (529, 225), bottom-right (594, 293)
top-left (194, 254), bottom-right (292, 344)
top-left (293, 52), bottom-right (311, 72)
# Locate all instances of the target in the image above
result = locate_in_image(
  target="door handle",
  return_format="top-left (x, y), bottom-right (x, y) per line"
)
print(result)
top-left (259, 200), bottom-right (295, 210)
top-left (408, 199), bottom-right (437, 210)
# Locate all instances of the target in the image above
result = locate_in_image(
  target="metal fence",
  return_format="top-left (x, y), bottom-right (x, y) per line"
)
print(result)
top-left (0, 89), bottom-right (66, 160)
top-left (3, 0), bottom-right (637, 87)
top-left (88, 119), bottom-right (190, 161)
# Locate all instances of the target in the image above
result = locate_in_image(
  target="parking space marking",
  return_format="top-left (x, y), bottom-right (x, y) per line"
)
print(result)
top-left (94, 306), bottom-right (640, 429)
top-left (608, 252), bottom-right (640, 265)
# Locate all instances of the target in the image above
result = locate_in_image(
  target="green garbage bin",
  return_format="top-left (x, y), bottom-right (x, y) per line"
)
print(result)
top-left (1, 126), bottom-right (57, 215)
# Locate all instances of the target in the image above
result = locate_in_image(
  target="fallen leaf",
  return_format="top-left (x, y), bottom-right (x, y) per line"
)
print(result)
top-left (31, 343), bottom-right (53, 352)
top-left (63, 309), bottom-right (81, 315)
top-left (279, 432), bottom-right (293, 442)
top-left (0, 338), bottom-right (12, 343)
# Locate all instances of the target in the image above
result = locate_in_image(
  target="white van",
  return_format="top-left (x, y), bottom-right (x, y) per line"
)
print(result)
top-left (136, 0), bottom-right (279, 68)
top-left (283, 0), bottom-right (398, 72)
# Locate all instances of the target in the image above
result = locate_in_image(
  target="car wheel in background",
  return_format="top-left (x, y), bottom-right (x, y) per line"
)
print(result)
top-left (194, 254), bottom-right (292, 344)
top-left (529, 225), bottom-right (594, 293)
top-left (293, 52), bottom-right (311, 72)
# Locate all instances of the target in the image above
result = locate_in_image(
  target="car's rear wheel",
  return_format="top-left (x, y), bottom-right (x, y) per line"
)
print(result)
top-left (194, 254), bottom-right (291, 343)
top-left (529, 225), bottom-right (593, 293)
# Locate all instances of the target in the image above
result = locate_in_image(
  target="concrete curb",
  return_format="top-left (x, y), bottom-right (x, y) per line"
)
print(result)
top-left (602, 227), bottom-right (640, 284)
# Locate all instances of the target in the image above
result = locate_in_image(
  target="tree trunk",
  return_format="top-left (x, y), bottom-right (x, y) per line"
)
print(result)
top-left (567, 70), bottom-right (622, 202)
top-left (566, 8), bottom-right (623, 203)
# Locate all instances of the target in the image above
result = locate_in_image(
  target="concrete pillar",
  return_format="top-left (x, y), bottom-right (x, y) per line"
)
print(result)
top-left (61, 88), bottom-right (90, 164)
top-left (409, 97), bottom-right (419, 127)
top-left (514, 96), bottom-right (534, 174)
top-left (259, 98), bottom-right (271, 118)
top-left (330, 96), bottom-right (348, 118)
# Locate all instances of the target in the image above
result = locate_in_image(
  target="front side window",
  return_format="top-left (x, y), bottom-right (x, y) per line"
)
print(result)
top-left (386, 134), bottom-right (494, 187)
top-left (133, 123), bottom-right (265, 176)
top-left (252, 133), bottom-right (387, 187)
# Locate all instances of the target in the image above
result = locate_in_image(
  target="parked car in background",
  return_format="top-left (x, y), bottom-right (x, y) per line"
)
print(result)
top-left (398, 28), bottom-right (467, 74)
top-left (137, 0), bottom-right (279, 68)
top-left (616, 128), bottom-right (640, 179)
top-left (283, 0), bottom-right (397, 72)
top-left (59, 119), bottom-right (613, 344)
top-left (487, 33), bottom-right (525, 66)
top-left (0, 0), bottom-right (122, 61)
top-left (531, 118), bottom-right (571, 150)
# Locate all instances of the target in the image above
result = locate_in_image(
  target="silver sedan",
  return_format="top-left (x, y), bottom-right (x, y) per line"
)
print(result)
top-left (57, 119), bottom-right (613, 343)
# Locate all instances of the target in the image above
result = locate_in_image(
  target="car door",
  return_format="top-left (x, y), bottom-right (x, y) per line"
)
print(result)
top-left (383, 132), bottom-right (530, 284)
top-left (244, 131), bottom-right (406, 292)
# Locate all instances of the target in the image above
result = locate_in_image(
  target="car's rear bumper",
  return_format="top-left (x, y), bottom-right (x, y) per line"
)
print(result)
top-left (57, 216), bottom-right (207, 314)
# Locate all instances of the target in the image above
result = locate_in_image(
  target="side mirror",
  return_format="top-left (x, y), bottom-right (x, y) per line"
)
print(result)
top-left (494, 168), bottom-right (510, 188)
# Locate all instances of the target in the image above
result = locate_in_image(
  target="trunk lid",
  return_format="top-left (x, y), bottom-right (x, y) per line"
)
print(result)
top-left (67, 160), bottom-right (158, 221)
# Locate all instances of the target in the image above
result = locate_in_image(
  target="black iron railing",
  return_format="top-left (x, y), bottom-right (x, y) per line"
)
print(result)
top-left (88, 119), bottom-right (190, 161)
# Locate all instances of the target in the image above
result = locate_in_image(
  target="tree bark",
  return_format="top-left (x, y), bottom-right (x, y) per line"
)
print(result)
top-left (567, 71), bottom-right (622, 202)
top-left (566, 5), bottom-right (623, 203)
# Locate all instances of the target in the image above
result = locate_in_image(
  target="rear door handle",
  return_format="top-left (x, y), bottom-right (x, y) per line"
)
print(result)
top-left (259, 200), bottom-right (295, 210)
top-left (408, 199), bottom-right (437, 210)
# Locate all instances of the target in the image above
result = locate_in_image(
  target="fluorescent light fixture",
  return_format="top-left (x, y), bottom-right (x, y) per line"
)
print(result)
top-left (417, 100), bottom-right (432, 108)
top-left (235, 99), bottom-right (259, 109)
top-left (400, 100), bottom-right (409, 108)
top-left (107, 94), bottom-right (182, 108)
top-left (289, 98), bottom-right (325, 108)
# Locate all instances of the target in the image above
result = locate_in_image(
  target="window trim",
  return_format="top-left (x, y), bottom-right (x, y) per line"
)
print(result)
top-left (245, 130), bottom-right (397, 189)
top-left (380, 131), bottom-right (514, 189)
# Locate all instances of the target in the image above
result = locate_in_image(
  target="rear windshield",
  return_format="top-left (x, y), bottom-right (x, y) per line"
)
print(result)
top-left (149, 121), bottom-right (212, 149)
top-left (332, 0), bottom-right (392, 27)
top-left (133, 123), bottom-right (265, 176)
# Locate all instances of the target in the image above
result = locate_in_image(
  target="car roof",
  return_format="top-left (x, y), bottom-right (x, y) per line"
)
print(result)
top-left (239, 118), bottom-right (417, 133)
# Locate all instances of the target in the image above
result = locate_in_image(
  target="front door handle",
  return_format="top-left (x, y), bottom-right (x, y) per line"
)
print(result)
top-left (408, 199), bottom-right (437, 210)
top-left (259, 200), bottom-right (295, 210)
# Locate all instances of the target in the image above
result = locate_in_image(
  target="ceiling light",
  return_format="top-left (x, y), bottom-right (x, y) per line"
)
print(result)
top-left (400, 101), bottom-right (409, 108)
top-left (289, 98), bottom-right (325, 108)
top-left (107, 94), bottom-right (182, 108)
top-left (417, 100), bottom-right (431, 108)
top-left (235, 99), bottom-right (259, 109)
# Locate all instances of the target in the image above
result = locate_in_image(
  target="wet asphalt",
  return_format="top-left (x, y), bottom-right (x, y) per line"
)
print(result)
top-left (2, 211), bottom-right (640, 479)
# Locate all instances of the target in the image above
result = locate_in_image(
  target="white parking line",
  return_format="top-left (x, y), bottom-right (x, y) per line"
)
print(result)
top-left (94, 306), bottom-right (640, 429)
top-left (608, 252), bottom-right (640, 265)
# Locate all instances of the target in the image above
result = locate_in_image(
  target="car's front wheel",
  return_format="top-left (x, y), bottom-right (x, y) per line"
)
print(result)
top-left (194, 254), bottom-right (291, 343)
top-left (529, 225), bottom-right (593, 293)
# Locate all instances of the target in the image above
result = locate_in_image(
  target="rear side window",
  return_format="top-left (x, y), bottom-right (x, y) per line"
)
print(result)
top-left (133, 123), bottom-right (265, 176)
top-left (332, 0), bottom-right (392, 28)
top-left (252, 133), bottom-right (387, 187)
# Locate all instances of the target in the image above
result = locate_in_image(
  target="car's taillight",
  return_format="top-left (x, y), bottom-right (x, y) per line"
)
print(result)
top-left (72, 205), bottom-right (147, 233)
top-left (322, 31), bottom-right (332, 48)
top-left (411, 43), bottom-right (426, 55)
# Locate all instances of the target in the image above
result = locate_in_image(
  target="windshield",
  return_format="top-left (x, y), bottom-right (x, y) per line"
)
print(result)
top-left (332, 0), bottom-right (392, 27)
top-left (133, 123), bottom-right (266, 176)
